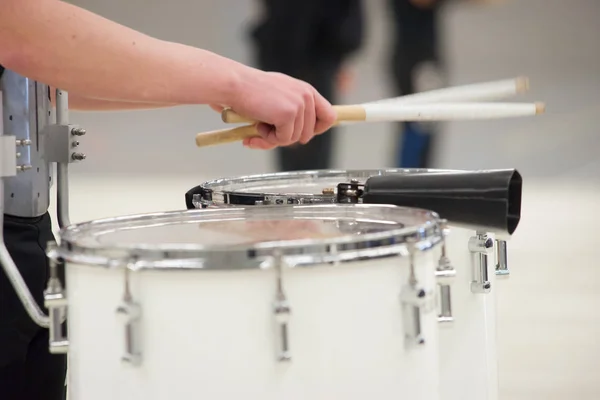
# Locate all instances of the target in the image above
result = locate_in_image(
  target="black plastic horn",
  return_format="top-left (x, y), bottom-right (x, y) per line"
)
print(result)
top-left (362, 169), bottom-right (522, 235)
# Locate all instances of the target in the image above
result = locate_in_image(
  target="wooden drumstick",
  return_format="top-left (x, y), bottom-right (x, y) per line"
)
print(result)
top-left (221, 77), bottom-right (530, 124)
top-left (196, 102), bottom-right (545, 148)
top-left (195, 124), bottom-right (260, 147)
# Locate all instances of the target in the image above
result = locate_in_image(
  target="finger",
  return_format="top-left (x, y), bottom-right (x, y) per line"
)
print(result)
top-left (299, 90), bottom-right (316, 144)
top-left (244, 137), bottom-right (277, 150)
top-left (256, 122), bottom-right (281, 146)
top-left (291, 100), bottom-right (305, 144)
top-left (312, 92), bottom-right (337, 135)
top-left (271, 117), bottom-right (295, 146)
top-left (209, 104), bottom-right (225, 113)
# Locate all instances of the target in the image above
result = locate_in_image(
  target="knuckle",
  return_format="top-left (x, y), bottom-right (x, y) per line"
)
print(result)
top-left (282, 105), bottom-right (297, 120)
top-left (302, 88), bottom-right (313, 103)
top-left (276, 129), bottom-right (291, 142)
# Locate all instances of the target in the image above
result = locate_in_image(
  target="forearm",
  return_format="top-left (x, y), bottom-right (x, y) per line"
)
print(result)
top-left (49, 88), bottom-right (177, 111)
top-left (68, 97), bottom-right (176, 111)
top-left (0, 0), bottom-right (247, 106)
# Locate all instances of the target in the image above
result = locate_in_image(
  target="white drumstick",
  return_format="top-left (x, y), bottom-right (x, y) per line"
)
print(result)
top-left (221, 77), bottom-right (532, 124)
top-left (336, 102), bottom-right (545, 123)
top-left (197, 102), bottom-right (545, 147)
top-left (364, 77), bottom-right (529, 105)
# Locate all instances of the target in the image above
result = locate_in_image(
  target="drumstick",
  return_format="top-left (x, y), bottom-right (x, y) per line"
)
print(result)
top-left (365, 76), bottom-right (529, 106)
top-left (195, 124), bottom-right (260, 147)
top-left (222, 77), bottom-right (530, 124)
top-left (195, 102), bottom-right (545, 148)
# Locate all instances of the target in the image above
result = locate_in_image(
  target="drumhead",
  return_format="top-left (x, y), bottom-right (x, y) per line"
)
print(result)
top-left (53, 204), bottom-right (443, 270)
top-left (195, 169), bottom-right (460, 208)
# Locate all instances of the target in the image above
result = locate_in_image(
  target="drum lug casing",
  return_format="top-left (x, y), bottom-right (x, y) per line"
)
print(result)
top-left (401, 239), bottom-right (436, 348)
top-left (495, 239), bottom-right (510, 278)
top-left (116, 263), bottom-right (143, 366)
top-left (436, 220), bottom-right (455, 324)
top-left (469, 233), bottom-right (493, 294)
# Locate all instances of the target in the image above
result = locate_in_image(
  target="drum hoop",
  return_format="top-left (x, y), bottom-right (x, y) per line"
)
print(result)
top-left (197, 168), bottom-right (463, 207)
top-left (52, 204), bottom-right (444, 270)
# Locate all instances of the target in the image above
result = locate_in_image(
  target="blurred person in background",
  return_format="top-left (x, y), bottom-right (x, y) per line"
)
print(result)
top-left (249, 0), bottom-right (365, 172)
top-left (388, 0), bottom-right (447, 168)
top-left (388, 0), bottom-right (499, 168)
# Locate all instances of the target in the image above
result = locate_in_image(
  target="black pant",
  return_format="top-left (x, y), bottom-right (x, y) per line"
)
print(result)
top-left (0, 213), bottom-right (67, 400)
top-left (389, 0), bottom-right (444, 168)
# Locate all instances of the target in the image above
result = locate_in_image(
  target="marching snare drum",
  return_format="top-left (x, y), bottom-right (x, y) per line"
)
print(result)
top-left (185, 169), bottom-right (523, 400)
top-left (47, 204), bottom-right (444, 400)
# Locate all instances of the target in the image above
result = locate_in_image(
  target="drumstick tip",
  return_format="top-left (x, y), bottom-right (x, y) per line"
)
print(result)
top-left (516, 76), bottom-right (530, 93)
top-left (535, 102), bottom-right (546, 114)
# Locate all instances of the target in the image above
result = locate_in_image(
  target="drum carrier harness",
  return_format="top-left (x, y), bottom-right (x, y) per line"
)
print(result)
top-left (0, 67), bottom-right (84, 353)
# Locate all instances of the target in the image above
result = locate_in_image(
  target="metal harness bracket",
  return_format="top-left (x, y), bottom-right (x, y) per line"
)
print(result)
top-left (43, 124), bottom-right (86, 164)
top-left (0, 136), bottom-right (17, 178)
top-left (0, 94), bottom-right (16, 178)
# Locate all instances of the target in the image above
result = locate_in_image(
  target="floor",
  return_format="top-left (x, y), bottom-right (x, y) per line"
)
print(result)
top-left (49, 173), bottom-right (600, 400)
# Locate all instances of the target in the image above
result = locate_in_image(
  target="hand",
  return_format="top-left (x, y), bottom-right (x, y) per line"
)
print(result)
top-left (216, 69), bottom-right (337, 150)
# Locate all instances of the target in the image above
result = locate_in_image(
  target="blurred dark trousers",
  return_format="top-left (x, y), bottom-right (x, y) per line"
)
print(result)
top-left (0, 213), bottom-right (67, 400)
top-left (390, 0), bottom-right (444, 168)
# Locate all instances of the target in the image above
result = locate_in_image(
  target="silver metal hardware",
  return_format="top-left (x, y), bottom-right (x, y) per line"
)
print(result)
top-left (71, 152), bottom-right (86, 161)
top-left (71, 127), bottom-right (86, 136)
top-left (436, 220), bottom-right (455, 324)
top-left (495, 239), bottom-right (510, 277)
top-left (2, 71), bottom-right (53, 217)
top-left (191, 193), bottom-right (203, 209)
top-left (44, 124), bottom-right (85, 164)
top-left (264, 195), bottom-right (298, 205)
top-left (53, 205), bottom-right (444, 270)
top-left (401, 240), bottom-right (432, 347)
top-left (272, 251), bottom-right (291, 362)
top-left (469, 233), bottom-right (493, 294)
top-left (116, 265), bottom-right (142, 366)
top-left (44, 241), bottom-right (69, 353)
top-left (16, 139), bottom-right (32, 146)
top-left (0, 138), bottom-right (17, 178)
top-left (17, 164), bottom-right (32, 172)
top-left (55, 89), bottom-right (73, 228)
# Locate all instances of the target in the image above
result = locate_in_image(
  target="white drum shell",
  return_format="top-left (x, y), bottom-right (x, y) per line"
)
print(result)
top-left (194, 169), bottom-right (504, 400)
top-left (439, 226), bottom-right (498, 400)
top-left (65, 252), bottom-right (441, 400)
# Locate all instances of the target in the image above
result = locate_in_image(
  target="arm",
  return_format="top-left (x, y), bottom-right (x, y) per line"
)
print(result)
top-left (49, 89), bottom-right (177, 111)
top-left (0, 0), bottom-right (245, 105)
top-left (0, 0), bottom-right (336, 149)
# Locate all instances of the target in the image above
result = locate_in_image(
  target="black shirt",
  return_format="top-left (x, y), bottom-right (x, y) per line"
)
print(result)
top-left (250, 0), bottom-right (364, 73)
